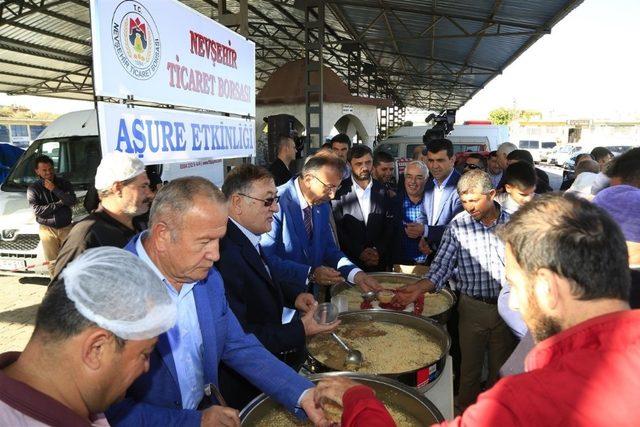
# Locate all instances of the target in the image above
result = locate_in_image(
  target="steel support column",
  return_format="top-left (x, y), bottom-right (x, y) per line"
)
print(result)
top-left (377, 107), bottom-right (387, 142)
top-left (304, 0), bottom-right (325, 150)
top-left (345, 44), bottom-right (361, 96)
top-left (388, 103), bottom-right (396, 130)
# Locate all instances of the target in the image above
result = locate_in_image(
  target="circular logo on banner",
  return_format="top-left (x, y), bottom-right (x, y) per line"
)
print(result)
top-left (111, 1), bottom-right (161, 80)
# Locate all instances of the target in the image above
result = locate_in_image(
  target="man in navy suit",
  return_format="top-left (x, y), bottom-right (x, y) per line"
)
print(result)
top-left (412, 138), bottom-right (463, 254)
top-left (217, 165), bottom-right (338, 409)
top-left (106, 177), bottom-right (328, 427)
top-left (262, 152), bottom-right (381, 302)
top-left (332, 145), bottom-right (395, 271)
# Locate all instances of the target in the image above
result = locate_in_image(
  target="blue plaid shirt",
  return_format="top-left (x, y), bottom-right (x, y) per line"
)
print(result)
top-left (427, 205), bottom-right (510, 299)
top-left (401, 193), bottom-right (427, 264)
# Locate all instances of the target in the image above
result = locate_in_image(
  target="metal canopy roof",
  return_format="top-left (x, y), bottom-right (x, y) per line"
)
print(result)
top-left (0, 0), bottom-right (583, 110)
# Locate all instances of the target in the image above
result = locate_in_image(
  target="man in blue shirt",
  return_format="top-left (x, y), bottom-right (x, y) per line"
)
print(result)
top-left (393, 161), bottom-right (429, 265)
top-left (395, 170), bottom-right (517, 409)
top-left (106, 177), bottom-right (327, 427)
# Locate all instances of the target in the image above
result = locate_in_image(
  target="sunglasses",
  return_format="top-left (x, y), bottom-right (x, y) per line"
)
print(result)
top-left (464, 163), bottom-right (482, 170)
top-left (239, 193), bottom-right (280, 207)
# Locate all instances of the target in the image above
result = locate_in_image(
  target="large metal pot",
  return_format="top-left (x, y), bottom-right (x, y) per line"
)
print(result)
top-left (331, 272), bottom-right (457, 323)
top-left (239, 372), bottom-right (444, 426)
top-left (305, 310), bottom-right (450, 393)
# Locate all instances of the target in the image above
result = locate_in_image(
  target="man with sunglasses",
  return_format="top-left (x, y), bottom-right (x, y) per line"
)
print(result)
top-left (463, 153), bottom-right (487, 173)
top-left (217, 165), bottom-right (339, 409)
top-left (262, 152), bottom-right (382, 311)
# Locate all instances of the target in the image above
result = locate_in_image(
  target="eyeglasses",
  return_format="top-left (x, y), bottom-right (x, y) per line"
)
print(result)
top-left (464, 163), bottom-right (482, 170)
top-left (312, 175), bottom-right (341, 192)
top-left (238, 193), bottom-right (280, 207)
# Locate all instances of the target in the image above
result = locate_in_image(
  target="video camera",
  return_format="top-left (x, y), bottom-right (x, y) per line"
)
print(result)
top-left (423, 109), bottom-right (456, 144)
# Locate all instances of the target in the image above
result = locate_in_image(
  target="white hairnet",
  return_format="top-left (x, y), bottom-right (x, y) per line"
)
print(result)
top-left (60, 247), bottom-right (176, 341)
top-left (94, 152), bottom-right (146, 191)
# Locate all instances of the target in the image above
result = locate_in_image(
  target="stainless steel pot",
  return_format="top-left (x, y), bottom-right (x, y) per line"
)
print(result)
top-left (239, 372), bottom-right (444, 426)
top-left (305, 310), bottom-right (450, 393)
top-left (331, 271), bottom-right (457, 323)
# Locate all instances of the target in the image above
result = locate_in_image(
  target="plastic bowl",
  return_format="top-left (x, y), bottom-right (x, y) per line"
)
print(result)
top-left (313, 302), bottom-right (339, 324)
top-left (377, 290), bottom-right (395, 304)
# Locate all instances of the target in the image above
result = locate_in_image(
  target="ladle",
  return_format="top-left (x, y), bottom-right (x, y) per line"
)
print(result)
top-left (361, 290), bottom-right (378, 303)
top-left (330, 333), bottom-right (364, 369)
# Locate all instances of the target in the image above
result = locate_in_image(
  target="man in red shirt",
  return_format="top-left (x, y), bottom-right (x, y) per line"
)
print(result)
top-left (441, 193), bottom-right (640, 426)
top-left (327, 193), bottom-right (640, 427)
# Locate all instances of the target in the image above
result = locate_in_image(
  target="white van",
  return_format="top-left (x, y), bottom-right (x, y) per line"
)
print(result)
top-left (377, 124), bottom-right (509, 159)
top-left (0, 110), bottom-right (223, 276)
top-left (518, 140), bottom-right (557, 163)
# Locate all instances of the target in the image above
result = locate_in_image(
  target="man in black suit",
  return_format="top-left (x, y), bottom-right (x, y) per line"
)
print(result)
top-left (268, 134), bottom-right (296, 186)
top-left (217, 164), bottom-right (338, 410)
top-left (332, 145), bottom-right (395, 272)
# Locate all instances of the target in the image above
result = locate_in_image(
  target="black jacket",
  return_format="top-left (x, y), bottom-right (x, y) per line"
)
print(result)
top-left (331, 178), bottom-right (395, 271)
top-left (216, 220), bottom-right (305, 409)
top-left (268, 158), bottom-right (292, 187)
top-left (27, 177), bottom-right (76, 228)
top-left (52, 207), bottom-right (137, 279)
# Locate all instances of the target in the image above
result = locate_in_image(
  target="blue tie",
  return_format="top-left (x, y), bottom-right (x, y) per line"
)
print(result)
top-left (303, 206), bottom-right (313, 239)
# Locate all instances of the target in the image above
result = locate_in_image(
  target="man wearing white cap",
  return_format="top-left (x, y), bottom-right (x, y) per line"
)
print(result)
top-left (0, 247), bottom-right (176, 426)
top-left (53, 152), bottom-right (152, 278)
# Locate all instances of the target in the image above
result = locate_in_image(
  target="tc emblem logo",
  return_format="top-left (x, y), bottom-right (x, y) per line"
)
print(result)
top-left (111, 1), bottom-right (161, 80)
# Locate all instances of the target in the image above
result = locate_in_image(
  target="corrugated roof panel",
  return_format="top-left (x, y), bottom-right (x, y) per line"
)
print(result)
top-left (0, 0), bottom-right (584, 109)
top-left (0, 49), bottom-right (84, 72)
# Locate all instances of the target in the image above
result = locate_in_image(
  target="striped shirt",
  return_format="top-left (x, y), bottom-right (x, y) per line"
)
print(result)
top-left (427, 205), bottom-right (510, 299)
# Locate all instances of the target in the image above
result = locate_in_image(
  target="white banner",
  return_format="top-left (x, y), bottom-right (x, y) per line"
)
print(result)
top-left (97, 102), bottom-right (255, 164)
top-left (90, 0), bottom-right (255, 117)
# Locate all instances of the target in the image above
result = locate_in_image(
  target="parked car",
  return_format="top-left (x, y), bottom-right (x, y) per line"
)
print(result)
top-left (562, 144), bottom-right (637, 179)
top-left (518, 140), bottom-right (541, 163)
top-left (539, 141), bottom-right (557, 163)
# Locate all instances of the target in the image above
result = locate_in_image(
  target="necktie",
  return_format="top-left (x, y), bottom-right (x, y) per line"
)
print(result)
top-left (303, 206), bottom-right (313, 239)
top-left (257, 243), bottom-right (271, 278)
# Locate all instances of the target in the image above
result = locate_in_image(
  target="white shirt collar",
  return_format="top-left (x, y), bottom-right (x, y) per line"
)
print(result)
top-left (434, 169), bottom-right (455, 190)
top-left (136, 232), bottom-right (198, 293)
top-left (294, 177), bottom-right (310, 210)
top-left (352, 177), bottom-right (373, 193)
top-left (230, 217), bottom-right (261, 249)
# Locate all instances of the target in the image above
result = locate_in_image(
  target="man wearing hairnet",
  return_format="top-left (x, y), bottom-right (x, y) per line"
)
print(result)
top-left (53, 152), bottom-right (153, 279)
top-left (106, 176), bottom-right (330, 427)
top-left (0, 247), bottom-right (176, 426)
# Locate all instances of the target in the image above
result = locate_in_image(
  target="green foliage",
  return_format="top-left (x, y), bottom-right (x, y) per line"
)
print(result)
top-left (488, 107), bottom-right (542, 125)
top-left (488, 107), bottom-right (514, 125)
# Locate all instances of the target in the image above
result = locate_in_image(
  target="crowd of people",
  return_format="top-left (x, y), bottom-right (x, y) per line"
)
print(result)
top-left (2, 135), bottom-right (638, 426)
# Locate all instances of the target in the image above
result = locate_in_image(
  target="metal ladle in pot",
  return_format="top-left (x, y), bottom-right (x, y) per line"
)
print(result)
top-left (330, 333), bottom-right (364, 369)
top-left (361, 290), bottom-right (378, 303)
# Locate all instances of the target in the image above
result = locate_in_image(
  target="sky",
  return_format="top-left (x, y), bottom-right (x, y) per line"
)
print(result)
top-left (1, 0), bottom-right (639, 122)
top-left (455, 0), bottom-right (640, 122)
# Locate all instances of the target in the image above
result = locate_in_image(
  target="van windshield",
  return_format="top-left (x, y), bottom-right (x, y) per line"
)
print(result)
top-left (375, 143), bottom-right (399, 157)
top-left (2, 136), bottom-right (101, 192)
